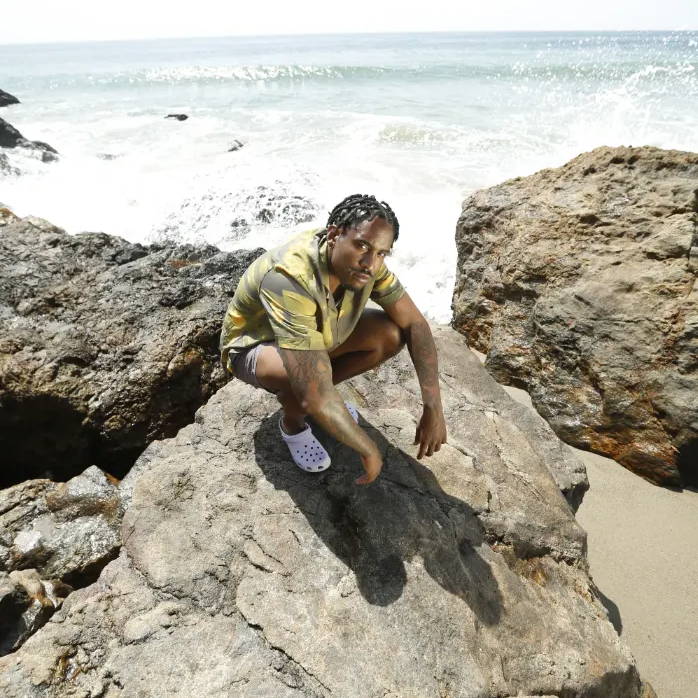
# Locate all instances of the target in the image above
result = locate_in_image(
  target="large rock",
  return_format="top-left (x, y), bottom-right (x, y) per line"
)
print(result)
top-left (0, 570), bottom-right (72, 656)
top-left (0, 466), bottom-right (125, 652)
top-left (0, 117), bottom-right (58, 162)
top-left (452, 146), bottom-right (698, 487)
top-left (0, 328), bottom-right (647, 697)
top-left (0, 90), bottom-right (19, 107)
top-left (0, 214), bottom-right (263, 486)
top-left (0, 466), bottom-right (123, 586)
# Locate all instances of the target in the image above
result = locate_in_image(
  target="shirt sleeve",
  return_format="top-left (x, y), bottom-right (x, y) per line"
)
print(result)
top-left (259, 269), bottom-right (326, 350)
top-left (370, 262), bottom-right (405, 307)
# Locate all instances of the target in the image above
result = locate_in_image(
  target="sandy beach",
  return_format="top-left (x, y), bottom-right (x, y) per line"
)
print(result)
top-left (500, 382), bottom-right (698, 698)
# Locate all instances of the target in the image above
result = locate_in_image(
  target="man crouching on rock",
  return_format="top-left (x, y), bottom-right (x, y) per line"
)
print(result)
top-left (220, 193), bottom-right (447, 484)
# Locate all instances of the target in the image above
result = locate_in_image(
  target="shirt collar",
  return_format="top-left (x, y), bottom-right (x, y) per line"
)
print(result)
top-left (315, 229), bottom-right (331, 297)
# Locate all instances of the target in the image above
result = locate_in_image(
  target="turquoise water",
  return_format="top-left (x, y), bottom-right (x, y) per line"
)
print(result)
top-left (1, 31), bottom-right (696, 318)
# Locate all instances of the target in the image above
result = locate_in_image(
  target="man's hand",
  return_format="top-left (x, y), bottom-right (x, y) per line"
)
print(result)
top-left (356, 448), bottom-right (383, 485)
top-left (279, 348), bottom-right (382, 484)
top-left (384, 293), bottom-right (448, 458)
top-left (414, 404), bottom-right (448, 459)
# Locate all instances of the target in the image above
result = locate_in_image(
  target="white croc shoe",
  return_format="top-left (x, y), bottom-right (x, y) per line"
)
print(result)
top-left (279, 419), bottom-right (331, 472)
top-left (345, 402), bottom-right (359, 423)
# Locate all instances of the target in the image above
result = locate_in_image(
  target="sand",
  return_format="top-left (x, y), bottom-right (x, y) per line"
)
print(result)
top-left (500, 382), bottom-right (698, 698)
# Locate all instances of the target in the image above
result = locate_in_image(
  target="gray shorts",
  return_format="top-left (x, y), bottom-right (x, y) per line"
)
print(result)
top-left (229, 342), bottom-right (277, 393)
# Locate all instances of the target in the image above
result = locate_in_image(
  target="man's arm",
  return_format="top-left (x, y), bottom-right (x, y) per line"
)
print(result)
top-left (384, 293), bottom-right (447, 458)
top-left (279, 348), bottom-right (383, 484)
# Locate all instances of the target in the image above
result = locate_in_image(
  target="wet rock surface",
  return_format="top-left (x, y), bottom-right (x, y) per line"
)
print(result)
top-left (154, 183), bottom-right (318, 246)
top-left (0, 328), bottom-right (645, 697)
top-left (452, 146), bottom-right (698, 487)
top-left (0, 117), bottom-right (58, 162)
top-left (0, 90), bottom-right (20, 107)
top-left (0, 213), bottom-right (263, 486)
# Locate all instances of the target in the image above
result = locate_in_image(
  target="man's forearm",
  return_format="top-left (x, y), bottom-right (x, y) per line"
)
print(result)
top-left (280, 349), bottom-right (378, 457)
top-left (404, 320), bottom-right (442, 409)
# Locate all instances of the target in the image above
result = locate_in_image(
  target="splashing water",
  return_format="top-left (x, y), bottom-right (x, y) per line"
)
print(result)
top-left (1, 31), bottom-right (696, 321)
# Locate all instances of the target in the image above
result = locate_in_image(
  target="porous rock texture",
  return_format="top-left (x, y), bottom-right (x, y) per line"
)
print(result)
top-left (0, 466), bottom-right (125, 655)
top-left (0, 328), bottom-right (645, 697)
top-left (0, 211), bottom-right (263, 486)
top-left (0, 570), bottom-right (72, 656)
top-left (0, 466), bottom-right (123, 587)
top-left (452, 146), bottom-right (698, 487)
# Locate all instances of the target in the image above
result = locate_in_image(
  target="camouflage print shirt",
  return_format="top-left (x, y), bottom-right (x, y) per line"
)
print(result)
top-left (220, 228), bottom-right (405, 374)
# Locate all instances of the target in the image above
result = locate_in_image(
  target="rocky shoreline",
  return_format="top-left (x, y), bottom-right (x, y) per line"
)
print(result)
top-left (2, 144), bottom-right (692, 695)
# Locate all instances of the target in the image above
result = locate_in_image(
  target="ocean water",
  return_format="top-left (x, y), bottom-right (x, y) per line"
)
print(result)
top-left (1, 31), bottom-right (697, 321)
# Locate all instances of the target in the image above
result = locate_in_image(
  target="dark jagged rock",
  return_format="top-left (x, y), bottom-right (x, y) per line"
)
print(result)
top-left (0, 214), bottom-right (263, 487)
top-left (0, 118), bottom-right (24, 148)
top-left (0, 327), bottom-right (647, 697)
top-left (452, 146), bottom-right (698, 487)
top-left (165, 113), bottom-right (188, 121)
top-left (228, 139), bottom-right (244, 152)
top-left (248, 187), bottom-right (317, 226)
top-left (0, 117), bottom-right (58, 162)
top-left (0, 90), bottom-right (19, 108)
top-left (155, 186), bottom-right (318, 246)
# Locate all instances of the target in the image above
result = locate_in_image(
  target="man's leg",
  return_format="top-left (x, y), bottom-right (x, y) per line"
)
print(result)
top-left (255, 309), bottom-right (405, 433)
top-left (327, 308), bottom-right (405, 382)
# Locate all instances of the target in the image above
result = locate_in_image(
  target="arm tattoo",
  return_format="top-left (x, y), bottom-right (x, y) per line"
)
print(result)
top-left (405, 321), bottom-right (441, 408)
top-left (279, 349), bottom-right (377, 457)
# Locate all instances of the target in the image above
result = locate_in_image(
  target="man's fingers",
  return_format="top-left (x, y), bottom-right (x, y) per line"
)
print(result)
top-left (355, 472), bottom-right (377, 485)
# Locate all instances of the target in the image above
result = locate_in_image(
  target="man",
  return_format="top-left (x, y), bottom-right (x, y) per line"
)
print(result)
top-left (220, 194), bottom-right (447, 484)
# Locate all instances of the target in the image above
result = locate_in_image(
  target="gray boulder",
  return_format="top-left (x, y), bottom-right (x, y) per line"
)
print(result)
top-left (452, 146), bottom-right (698, 487)
top-left (0, 328), bottom-right (646, 697)
top-left (0, 214), bottom-right (263, 487)
top-left (0, 570), bottom-right (71, 656)
top-left (0, 117), bottom-right (58, 162)
top-left (0, 466), bottom-right (124, 652)
top-left (0, 89), bottom-right (19, 107)
top-left (0, 466), bottom-right (123, 586)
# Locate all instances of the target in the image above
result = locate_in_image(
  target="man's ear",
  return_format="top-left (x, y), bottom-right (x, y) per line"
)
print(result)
top-left (326, 225), bottom-right (340, 243)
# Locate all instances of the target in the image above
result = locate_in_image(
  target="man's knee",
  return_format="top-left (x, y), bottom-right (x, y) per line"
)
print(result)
top-left (381, 317), bottom-right (405, 358)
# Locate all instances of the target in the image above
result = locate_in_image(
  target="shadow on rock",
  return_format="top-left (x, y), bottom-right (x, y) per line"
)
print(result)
top-left (253, 412), bottom-right (503, 626)
top-left (595, 586), bottom-right (623, 635)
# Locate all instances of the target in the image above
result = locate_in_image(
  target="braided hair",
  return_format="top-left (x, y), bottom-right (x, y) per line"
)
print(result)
top-left (326, 194), bottom-right (400, 241)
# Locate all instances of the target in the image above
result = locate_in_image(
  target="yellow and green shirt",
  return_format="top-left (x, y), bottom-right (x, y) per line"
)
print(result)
top-left (220, 228), bottom-right (405, 374)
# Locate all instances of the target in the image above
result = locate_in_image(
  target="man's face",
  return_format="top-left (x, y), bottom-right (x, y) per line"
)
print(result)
top-left (326, 217), bottom-right (395, 293)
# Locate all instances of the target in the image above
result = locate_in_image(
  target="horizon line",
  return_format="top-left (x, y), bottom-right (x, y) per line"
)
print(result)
top-left (1, 27), bottom-right (696, 48)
